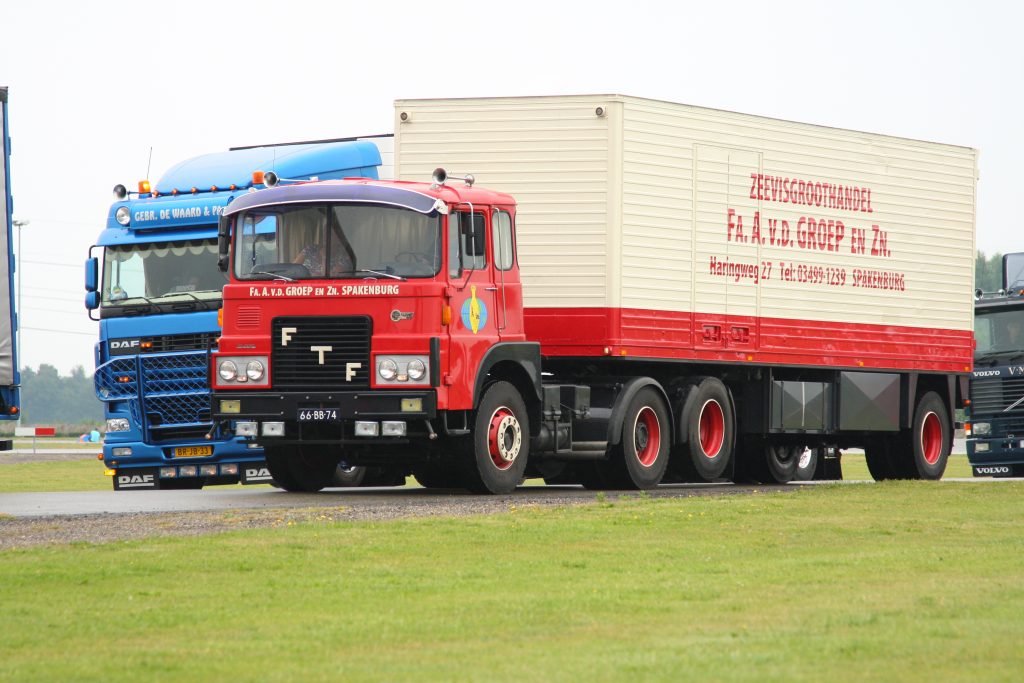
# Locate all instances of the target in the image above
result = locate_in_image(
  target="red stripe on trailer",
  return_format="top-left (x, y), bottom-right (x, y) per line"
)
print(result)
top-left (524, 307), bottom-right (973, 374)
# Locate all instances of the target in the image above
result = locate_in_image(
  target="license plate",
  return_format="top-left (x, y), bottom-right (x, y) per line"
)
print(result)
top-left (298, 408), bottom-right (339, 421)
top-left (173, 445), bottom-right (213, 458)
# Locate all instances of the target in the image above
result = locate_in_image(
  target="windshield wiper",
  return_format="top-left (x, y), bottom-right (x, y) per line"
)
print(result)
top-left (248, 271), bottom-right (295, 282)
top-left (355, 268), bottom-right (405, 281)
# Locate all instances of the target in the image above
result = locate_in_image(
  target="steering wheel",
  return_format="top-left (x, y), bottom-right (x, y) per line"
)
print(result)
top-left (394, 251), bottom-right (433, 267)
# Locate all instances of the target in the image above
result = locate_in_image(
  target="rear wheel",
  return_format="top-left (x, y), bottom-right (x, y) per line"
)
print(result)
top-left (672, 377), bottom-right (735, 482)
top-left (602, 387), bottom-right (671, 489)
top-left (265, 446), bottom-right (339, 492)
top-left (331, 463), bottom-right (366, 487)
top-left (905, 392), bottom-right (950, 479)
top-left (864, 440), bottom-right (897, 481)
top-left (764, 444), bottom-right (800, 484)
top-left (793, 447), bottom-right (818, 481)
top-left (461, 381), bottom-right (529, 494)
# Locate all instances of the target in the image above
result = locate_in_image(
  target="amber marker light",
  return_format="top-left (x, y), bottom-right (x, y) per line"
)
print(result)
top-left (104, 469), bottom-right (116, 477)
top-left (252, 171), bottom-right (265, 185)
top-left (441, 305), bottom-right (452, 326)
top-left (115, 375), bottom-right (132, 384)
top-left (620, 349), bottom-right (628, 356)
top-left (217, 308), bottom-right (223, 327)
top-left (138, 180), bottom-right (152, 194)
top-left (140, 341), bottom-right (153, 350)
top-left (96, 454), bottom-right (103, 460)
top-left (9, 406), bottom-right (17, 415)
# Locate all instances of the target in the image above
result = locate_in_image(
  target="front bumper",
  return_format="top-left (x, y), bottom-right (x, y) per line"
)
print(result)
top-left (212, 390), bottom-right (437, 445)
top-left (966, 436), bottom-right (1024, 477)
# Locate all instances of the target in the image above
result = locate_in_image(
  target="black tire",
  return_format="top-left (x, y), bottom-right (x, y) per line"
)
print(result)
top-left (601, 386), bottom-right (671, 489)
top-left (331, 462), bottom-right (367, 487)
top-left (412, 464), bottom-right (462, 489)
top-left (793, 447), bottom-right (819, 481)
top-left (764, 444), bottom-right (800, 484)
top-left (905, 392), bottom-right (950, 480)
top-left (461, 381), bottom-right (529, 494)
top-left (265, 445), bottom-right (339, 492)
top-left (671, 377), bottom-right (735, 482)
top-left (864, 440), bottom-right (897, 481)
top-left (361, 466), bottom-right (409, 487)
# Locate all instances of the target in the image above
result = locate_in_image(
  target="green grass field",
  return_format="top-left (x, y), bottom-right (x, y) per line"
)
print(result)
top-left (0, 481), bottom-right (1021, 682)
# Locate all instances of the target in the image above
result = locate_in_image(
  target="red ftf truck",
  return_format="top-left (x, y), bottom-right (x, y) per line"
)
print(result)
top-left (212, 95), bottom-right (976, 493)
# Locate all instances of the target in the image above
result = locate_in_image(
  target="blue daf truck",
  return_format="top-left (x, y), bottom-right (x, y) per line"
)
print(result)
top-left (967, 252), bottom-right (1024, 477)
top-left (0, 87), bottom-right (21, 443)
top-left (85, 138), bottom-right (385, 489)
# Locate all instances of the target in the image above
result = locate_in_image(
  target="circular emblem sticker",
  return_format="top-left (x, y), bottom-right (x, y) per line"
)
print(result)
top-left (460, 284), bottom-right (488, 333)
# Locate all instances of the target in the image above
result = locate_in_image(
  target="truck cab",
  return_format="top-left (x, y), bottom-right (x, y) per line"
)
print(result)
top-left (87, 140), bottom-right (385, 489)
top-left (967, 259), bottom-right (1024, 477)
top-left (212, 172), bottom-right (541, 493)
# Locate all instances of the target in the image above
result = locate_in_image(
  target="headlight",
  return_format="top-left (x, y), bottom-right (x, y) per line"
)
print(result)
top-left (219, 360), bottom-right (238, 381)
top-left (106, 418), bottom-right (130, 432)
top-left (973, 422), bottom-right (991, 436)
top-left (378, 358), bottom-right (398, 381)
top-left (246, 360), bottom-right (265, 381)
top-left (115, 206), bottom-right (131, 226)
top-left (407, 359), bottom-right (426, 381)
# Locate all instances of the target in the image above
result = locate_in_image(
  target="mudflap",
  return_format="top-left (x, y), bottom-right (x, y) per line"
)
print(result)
top-left (240, 462), bottom-right (273, 485)
top-left (112, 468), bottom-right (159, 490)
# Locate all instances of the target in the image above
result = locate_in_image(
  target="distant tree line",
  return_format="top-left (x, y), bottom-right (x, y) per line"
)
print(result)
top-left (976, 250), bottom-right (1003, 293)
top-left (16, 364), bottom-right (102, 427)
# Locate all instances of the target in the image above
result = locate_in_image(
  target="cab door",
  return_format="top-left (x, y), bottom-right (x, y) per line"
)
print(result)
top-left (445, 209), bottom-right (499, 409)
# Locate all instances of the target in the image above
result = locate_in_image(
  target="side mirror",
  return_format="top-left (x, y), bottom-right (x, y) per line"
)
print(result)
top-left (217, 215), bottom-right (231, 272)
top-left (85, 291), bottom-right (99, 311)
top-left (84, 257), bottom-right (98, 292)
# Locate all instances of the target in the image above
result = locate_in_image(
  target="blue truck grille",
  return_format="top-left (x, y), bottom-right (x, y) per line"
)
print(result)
top-left (96, 344), bottom-right (212, 442)
top-left (94, 358), bottom-right (138, 399)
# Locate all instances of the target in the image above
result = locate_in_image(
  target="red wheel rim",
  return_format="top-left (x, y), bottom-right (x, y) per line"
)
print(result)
top-left (633, 406), bottom-right (661, 467)
top-left (921, 411), bottom-right (942, 465)
top-left (698, 400), bottom-right (725, 459)
top-left (487, 406), bottom-right (521, 471)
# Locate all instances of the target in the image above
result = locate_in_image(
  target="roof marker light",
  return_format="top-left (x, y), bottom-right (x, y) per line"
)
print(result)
top-left (138, 180), bottom-right (151, 194)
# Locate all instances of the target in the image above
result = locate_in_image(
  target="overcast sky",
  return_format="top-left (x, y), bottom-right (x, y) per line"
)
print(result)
top-left (1, 1), bottom-right (1020, 375)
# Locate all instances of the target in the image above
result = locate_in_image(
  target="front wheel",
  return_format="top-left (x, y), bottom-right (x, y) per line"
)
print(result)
top-left (265, 446), bottom-right (339, 492)
top-left (461, 381), bottom-right (530, 494)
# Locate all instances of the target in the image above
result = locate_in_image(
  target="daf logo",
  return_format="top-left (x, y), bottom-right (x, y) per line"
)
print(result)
top-left (111, 339), bottom-right (141, 350)
top-left (116, 473), bottom-right (155, 488)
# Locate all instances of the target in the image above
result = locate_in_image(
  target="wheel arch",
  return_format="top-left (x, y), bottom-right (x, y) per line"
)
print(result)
top-left (606, 377), bottom-right (673, 447)
top-left (473, 342), bottom-right (542, 434)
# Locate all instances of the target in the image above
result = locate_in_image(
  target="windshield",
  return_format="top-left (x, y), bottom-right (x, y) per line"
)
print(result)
top-left (975, 307), bottom-right (1024, 358)
top-left (102, 238), bottom-right (226, 306)
top-left (233, 204), bottom-right (441, 280)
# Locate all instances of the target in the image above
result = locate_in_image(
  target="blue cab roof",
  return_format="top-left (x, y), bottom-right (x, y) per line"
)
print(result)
top-left (99, 139), bottom-right (383, 246)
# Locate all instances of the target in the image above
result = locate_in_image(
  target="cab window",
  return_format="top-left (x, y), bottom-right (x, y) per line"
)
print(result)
top-left (448, 211), bottom-right (486, 277)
